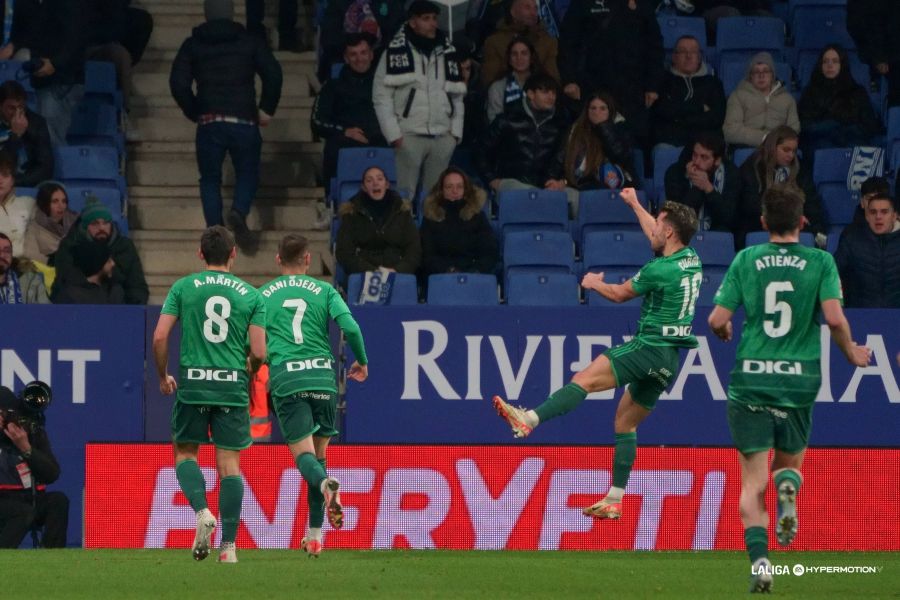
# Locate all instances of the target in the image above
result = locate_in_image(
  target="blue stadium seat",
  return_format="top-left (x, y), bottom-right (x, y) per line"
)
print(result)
top-left (576, 189), bottom-right (648, 246)
top-left (652, 145), bottom-right (683, 203)
top-left (812, 147), bottom-right (854, 188)
top-left (719, 58), bottom-right (792, 96)
top-left (334, 147), bottom-right (398, 204)
top-left (796, 51), bottom-right (868, 92)
top-left (427, 273), bottom-right (499, 305)
top-left (346, 272), bottom-right (418, 305)
top-left (657, 15), bottom-right (707, 50)
top-left (733, 147), bottom-right (756, 167)
top-left (585, 268), bottom-right (641, 307)
top-left (792, 8), bottom-right (854, 56)
top-left (697, 271), bottom-right (726, 307)
top-left (506, 272), bottom-right (580, 306)
top-left (826, 225), bottom-right (843, 254)
top-left (887, 107), bottom-right (900, 171)
top-left (503, 230), bottom-right (575, 282)
top-left (65, 186), bottom-right (123, 216)
top-left (821, 186), bottom-right (858, 226)
top-left (67, 103), bottom-right (123, 156)
top-left (745, 231), bottom-right (816, 247)
top-left (715, 17), bottom-right (786, 70)
top-left (582, 230), bottom-right (651, 272)
top-left (15, 186), bottom-right (37, 199)
top-left (53, 145), bottom-right (124, 193)
top-left (497, 188), bottom-right (568, 235)
top-left (84, 61), bottom-right (123, 111)
top-left (691, 231), bottom-right (735, 268)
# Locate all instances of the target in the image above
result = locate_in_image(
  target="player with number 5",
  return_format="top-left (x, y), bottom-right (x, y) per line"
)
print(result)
top-left (493, 188), bottom-right (703, 520)
top-left (258, 234), bottom-right (368, 558)
top-left (707, 185), bottom-right (871, 593)
top-left (153, 225), bottom-right (268, 564)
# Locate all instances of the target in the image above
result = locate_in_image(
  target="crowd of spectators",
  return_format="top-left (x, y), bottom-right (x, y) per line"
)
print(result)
top-left (2, 0), bottom-right (899, 309)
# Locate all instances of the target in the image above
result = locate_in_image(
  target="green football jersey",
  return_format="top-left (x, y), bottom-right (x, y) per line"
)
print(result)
top-left (161, 270), bottom-right (266, 406)
top-left (629, 246), bottom-right (702, 348)
top-left (259, 275), bottom-right (351, 397)
top-left (714, 242), bottom-right (843, 408)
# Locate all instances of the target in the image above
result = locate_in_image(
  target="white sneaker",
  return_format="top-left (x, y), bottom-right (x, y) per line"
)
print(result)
top-left (192, 508), bottom-right (217, 561)
top-left (776, 480), bottom-right (798, 547)
top-left (218, 541), bottom-right (238, 563)
top-left (322, 477), bottom-right (344, 529)
top-left (749, 558), bottom-right (773, 593)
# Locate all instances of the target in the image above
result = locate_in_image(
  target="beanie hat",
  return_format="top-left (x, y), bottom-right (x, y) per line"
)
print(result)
top-left (408, 0), bottom-right (440, 17)
top-left (747, 52), bottom-right (776, 80)
top-left (72, 239), bottom-right (112, 277)
top-left (205, 0), bottom-right (235, 21)
top-left (80, 197), bottom-right (113, 232)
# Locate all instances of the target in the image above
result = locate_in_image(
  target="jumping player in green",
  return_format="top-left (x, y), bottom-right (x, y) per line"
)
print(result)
top-left (493, 188), bottom-right (702, 519)
top-left (259, 234), bottom-right (368, 557)
top-left (152, 226), bottom-right (267, 564)
top-left (708, 186), bottom-right (871, 593)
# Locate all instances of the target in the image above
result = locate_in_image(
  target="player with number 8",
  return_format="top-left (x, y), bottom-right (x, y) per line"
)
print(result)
top-left (152, 225), bottom-right (268, 564)
top-left (492, 188), bottom-right (703, 520)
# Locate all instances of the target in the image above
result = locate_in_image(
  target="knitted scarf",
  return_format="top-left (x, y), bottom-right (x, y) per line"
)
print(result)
top-left (383, 26), bottom-right (466, 95)
top-left (0, 270), bottom-right (23, 304)
top-left (503, 75), bottom-right (524, 106)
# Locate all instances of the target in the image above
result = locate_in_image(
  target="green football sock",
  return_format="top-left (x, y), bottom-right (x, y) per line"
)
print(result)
top-left (773, 468), bottom-right (803, 492)
top-left (745, 526), bottom-right (769, 563)
top-left (307, 458), bottom-right (326, 529)
top-left (175, 459), bottom-right (208, 512)
top-left (218, 475), bottom-right (244, 544)
top-left (612, 432), bottom-right (637, 489)
top-left (534, 383), bottom-right (588, 423)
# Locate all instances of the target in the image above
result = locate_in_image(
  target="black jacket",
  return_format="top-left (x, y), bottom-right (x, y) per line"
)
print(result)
top-left (336, 191), bottom-right (421, 275)
top-left (170, 19), bottom-right (282, 123)
top-left (0, 109), bottom-right (53, 187)
top-left (664, 150), bottom-right (740, 233)
top-left (653, 65), bottom-right (726, 146)
top-left (0, 428), bottom-right (60, 491)
top-left (559, 0), bottom-right (664, 113)
top-left (848, 0), bottom-right (900, 68)
top-left (311, 65), bottom-right (385, 145)
top-left (476, 98), bottom-right (569, 185)
top-left (12, 0), bottom-right (86, 87)
top-left (320, 0), bottom-right (407, 65)
top-left (52, 221), bottom-right (148, 305)
top-left (52, 279), bottom-right (125, 304)
top-left (834, 223), bottom-right (900, 308)
top-left (798, 79), bottom-right (881, 136)
top-left (737, 156), bottom-right (827, 243)
top-left (420, 197), bottom-right (498, 277)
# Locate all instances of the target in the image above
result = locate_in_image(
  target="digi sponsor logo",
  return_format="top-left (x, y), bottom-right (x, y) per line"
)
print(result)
top-left (662, 325), bottom-right (693, 337)
top-left (742, 360), bottom-right (803, 375)
top-left (186, 369), bottom-right (239, 382)
top-left (286, 358), bottom-right (334, 372)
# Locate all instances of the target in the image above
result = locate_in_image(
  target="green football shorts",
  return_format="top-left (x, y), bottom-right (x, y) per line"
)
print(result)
top-left (171, 401), bottom-right (251, 450)
top-left (727, 401), bottom-right (813, 454)
top-left (603, 339), bottom-right (680, 410)
top-left (273, 390), bottom-right (338, 444)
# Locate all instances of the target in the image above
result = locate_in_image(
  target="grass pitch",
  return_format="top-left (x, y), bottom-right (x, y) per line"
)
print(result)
top-left (3, 550), bottom-right (895, 599)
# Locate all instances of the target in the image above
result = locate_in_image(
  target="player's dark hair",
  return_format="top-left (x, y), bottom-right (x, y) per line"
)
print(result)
top-left (0, 149), bottom-right (16, 177)
top-left (278, 233), bottom-right (309, 265)
top-left (200, 225), bottom-right (235, 265)
top-left (860, 176), bottom-right (890, 197)
top-left (344, 32), bottom-right (375, 51)
top-left (693, 131), bottom-right (725, 160)
top-left (762, 184), bottom-right (805, 235)
top-left (0, 80), bottom-right (27, 104)
top-left (658, 201), bottom-right (698, 245)
top-left (523, 72), bottom-right (560, 94)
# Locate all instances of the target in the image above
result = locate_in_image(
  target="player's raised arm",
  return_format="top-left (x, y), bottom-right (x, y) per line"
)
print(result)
top-left (581, 271), bottom-right (639, 303)
top-left (821, 299), bottom-right (872, 367)
top-left (152, 313), bottom-right (178, 395)
top-left (708, 305), bottom-right (734, 342)
top-left (247, 324), bottom-right (267, 374)
top-left (620, 188), bottom-right (656, 240)
top-left (336, 313), bottom-right (369, 382)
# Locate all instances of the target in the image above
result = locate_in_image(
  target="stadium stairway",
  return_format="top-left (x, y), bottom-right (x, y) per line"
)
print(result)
top-left (130, 0), bottom-right (331, 304)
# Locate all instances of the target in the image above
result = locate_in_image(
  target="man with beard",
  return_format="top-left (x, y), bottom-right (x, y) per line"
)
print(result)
top-left (51, 198), bottom-right (148, 304)
top-left (52, 239), bottom-right (122, 304)
top-left (0, 233), bottom-right (49, 304)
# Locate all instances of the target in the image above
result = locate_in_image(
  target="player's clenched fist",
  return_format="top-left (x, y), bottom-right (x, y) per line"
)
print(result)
top-left (849, 344), bottom-right (872, 368)
top-left (581, 272), bottom-right (605, 291)
top-left (619, 187), bottom-right (640, 207)
top-left (159, 375), bottom-right (177, 395)
top-left (347, 361), bottom-right (368, 382)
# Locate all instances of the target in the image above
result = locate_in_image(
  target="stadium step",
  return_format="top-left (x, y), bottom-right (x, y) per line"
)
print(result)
top-left (127, 152), bottom-right (320, 187)
top-left (129, 198), bottom-right (320, 231)
top-left (133, 72), bottom-right (314, 101)
top-left (128, 113), bottom-right (312, 143)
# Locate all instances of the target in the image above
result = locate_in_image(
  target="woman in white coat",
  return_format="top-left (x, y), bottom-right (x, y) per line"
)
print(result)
top-left (723, 52), bottom-right (799, 149)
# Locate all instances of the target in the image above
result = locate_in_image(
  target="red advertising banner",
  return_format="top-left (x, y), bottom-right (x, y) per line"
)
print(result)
top-left (85, 444), bottom-right (900, 551)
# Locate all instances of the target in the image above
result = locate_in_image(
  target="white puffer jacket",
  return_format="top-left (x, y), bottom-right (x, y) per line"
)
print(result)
top-left (723, 78), bottom-right (800, 147)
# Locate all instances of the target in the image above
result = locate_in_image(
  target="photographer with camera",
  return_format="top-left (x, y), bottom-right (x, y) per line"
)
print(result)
top-left (0, 383), bottom-right (68, 548)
